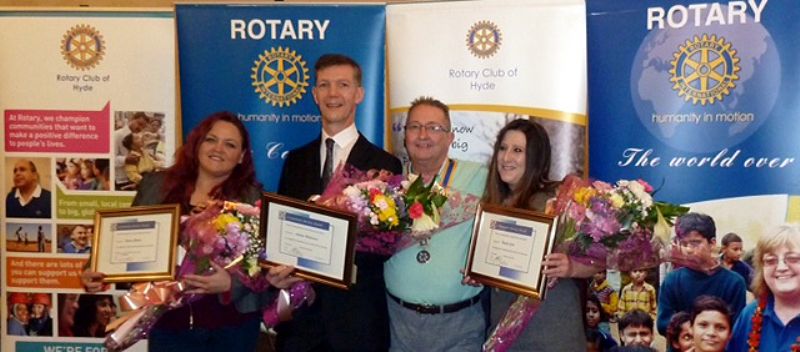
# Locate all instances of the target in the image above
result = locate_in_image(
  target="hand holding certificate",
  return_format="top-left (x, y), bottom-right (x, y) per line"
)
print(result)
top-left (464, 203), bottom-right (557, 298)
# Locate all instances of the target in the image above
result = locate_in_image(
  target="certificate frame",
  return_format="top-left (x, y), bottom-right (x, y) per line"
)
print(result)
top-left (465, 203), bottom-right (558, 298)
top-left (260, 192), bottom-right (357, 290)
top-left (91, 204), bottom-right (181, 282)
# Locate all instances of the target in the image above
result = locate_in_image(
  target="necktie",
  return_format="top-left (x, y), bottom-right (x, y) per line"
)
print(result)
top-left (322, 138), bottom-right (335, 189)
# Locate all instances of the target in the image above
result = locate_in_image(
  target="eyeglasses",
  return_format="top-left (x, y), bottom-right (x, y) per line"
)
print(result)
top-left (762, 253), bottom-right (800, 267)
top-left (404, 123), bottom-right (449, 134)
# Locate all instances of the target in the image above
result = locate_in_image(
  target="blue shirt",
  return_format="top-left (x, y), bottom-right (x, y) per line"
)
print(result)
top-left (727, 295), bottom-right (800, 352)
top-left (7, 317), bottom-right (27, 336)
top-left (657, 266), bottom-right (746, 335)
top-left (63, 241), bottom-right (91, 254)
top-left (729, 260), bottom-right (754, 289)
top-left (384, 159), bottom-right (487, 305)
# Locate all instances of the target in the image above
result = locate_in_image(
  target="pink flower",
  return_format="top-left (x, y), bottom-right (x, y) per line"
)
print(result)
top-left (592, 180), bottom-right (613, 192)
top-left (408, 202), bottom-right (424, 219)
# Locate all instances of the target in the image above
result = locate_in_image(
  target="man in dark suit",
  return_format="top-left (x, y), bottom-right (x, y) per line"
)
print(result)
top-left (277, 54), bottom-right (402, 352)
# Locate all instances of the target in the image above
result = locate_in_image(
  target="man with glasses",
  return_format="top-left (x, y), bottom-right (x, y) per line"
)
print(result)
top-left (384, 96), bottom-right (488, 351)
top-left (277, 53), bottom-right (401, 352)
top-left (656, 212), bottom-right (746, 337)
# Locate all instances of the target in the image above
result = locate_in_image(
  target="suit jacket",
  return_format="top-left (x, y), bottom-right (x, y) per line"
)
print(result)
top-left (277, 133), bottom-right (401, 352)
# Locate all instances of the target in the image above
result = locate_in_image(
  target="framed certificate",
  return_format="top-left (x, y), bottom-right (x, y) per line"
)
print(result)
top-left (465, 203), bottom-right (558, 298)
top-left (261, 192), bottom-right (357, 290)
top-left (91, 204), bottom-right (180, 282)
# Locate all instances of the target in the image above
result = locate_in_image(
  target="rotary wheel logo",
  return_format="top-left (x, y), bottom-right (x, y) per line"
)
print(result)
top-left (61, 24), bottom-right (105, 71)
top-left (670, 34), bottom-right (740, 105)
top-left (466, 21), bottom-right (502, 59)
top-left (251, 47), bottom-right (310, 107)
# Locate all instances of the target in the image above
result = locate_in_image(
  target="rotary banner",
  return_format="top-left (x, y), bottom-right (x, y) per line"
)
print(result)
top-left (0, 9), bottom-right (176, 352)
top-left (387, 0), bottom-right (587, 180)
top-left (587, 0), bottom-right (800, 243)
top-left (176, 4), bottom-right (387, 192)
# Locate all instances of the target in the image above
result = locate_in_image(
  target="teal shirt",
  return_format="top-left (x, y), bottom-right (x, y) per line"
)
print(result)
top-left (384, 159), bottom-right (488, 305)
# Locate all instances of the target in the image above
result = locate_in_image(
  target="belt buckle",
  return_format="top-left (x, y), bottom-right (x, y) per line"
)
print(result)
top-left (415, 303), bottom-right (437, 314)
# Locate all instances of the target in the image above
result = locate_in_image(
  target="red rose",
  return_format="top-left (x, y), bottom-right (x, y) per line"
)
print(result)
top-left (409, 202), bottom-right (424, 219)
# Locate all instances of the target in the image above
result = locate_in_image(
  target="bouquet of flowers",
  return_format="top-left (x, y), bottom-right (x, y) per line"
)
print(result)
top-left (318, 165), bottom-right (447, 255)
top-left (179, 201), bottom-right (267, 289)
top-left (551, 175), bottom-right (689, 271)
top-left (105, 201), bottom-right (272, 351)
top-left (484, 175), bottom-right (689, 352)
top-left (404, 174), bottom-right (449, 234)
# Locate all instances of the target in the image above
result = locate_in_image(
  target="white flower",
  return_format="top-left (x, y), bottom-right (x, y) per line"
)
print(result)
top-left (411, 213), bottom-right (439, 233)
top-left (627, 181), bottom-right (653, 207)
top-left (343, 186), bottom-right (361, 198)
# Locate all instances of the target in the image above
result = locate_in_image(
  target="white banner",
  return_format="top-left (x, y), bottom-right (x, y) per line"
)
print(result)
top-left (387, 0), bottom-right (587, 176)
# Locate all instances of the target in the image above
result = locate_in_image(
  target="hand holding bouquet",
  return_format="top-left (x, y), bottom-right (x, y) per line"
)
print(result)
top-left (106, 201), bottom-right (272, 351)
top-left (180, 201), bottom-right (267, 290)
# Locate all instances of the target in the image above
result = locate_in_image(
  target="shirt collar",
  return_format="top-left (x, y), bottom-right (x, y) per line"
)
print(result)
top-left (15, 185), bottom-right (42, 206)
top-left (322, 123), bottom-right (358, 149)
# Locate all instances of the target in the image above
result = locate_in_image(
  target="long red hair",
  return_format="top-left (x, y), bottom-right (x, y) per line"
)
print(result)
top-left (161, 112), bottom-right (258, 206)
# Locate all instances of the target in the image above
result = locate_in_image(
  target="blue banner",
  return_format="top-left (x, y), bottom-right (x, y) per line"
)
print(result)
top-left (587, 0), bottom-right (800, 205)
top-left (176, 4), bottom-right (386, 191)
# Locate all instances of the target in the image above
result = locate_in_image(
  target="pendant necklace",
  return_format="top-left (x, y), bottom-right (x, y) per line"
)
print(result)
top-left (416, 238), bottom-right (431, 263)
top-left (409, 159), bottom-right (456, 264)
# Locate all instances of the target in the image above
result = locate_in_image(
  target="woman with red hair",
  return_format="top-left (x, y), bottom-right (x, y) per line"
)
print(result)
top-left (82, 112), bottom-right (297, 351)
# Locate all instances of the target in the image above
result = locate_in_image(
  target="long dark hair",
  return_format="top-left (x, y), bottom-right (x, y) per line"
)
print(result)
top-left (72, 294), bottom-right (113, 338)
top-left (161, 112), bottom-right (258, 206)
top-left (484, 119), bottom-right (556, 208)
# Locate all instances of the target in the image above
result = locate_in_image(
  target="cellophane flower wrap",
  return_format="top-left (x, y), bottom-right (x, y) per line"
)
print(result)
top-left (179, 201), bottom-right (267, 289)
top-left (551, 175), bottom-right (689, 271)
top-left (105, 201), bottom-right (278, 351)
top-left (484, 175), bottom-right (689, 352)
top-left (317, 164), bottom-right (447, 255)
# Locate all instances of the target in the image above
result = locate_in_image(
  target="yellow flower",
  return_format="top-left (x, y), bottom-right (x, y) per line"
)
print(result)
top-left (372, 194), bottom-right (389, 210)
top-left (573, 187), bottom-right (597, 206)
top-left (609, 193), bottom-right (625, 208)
top-left (213, 213), bottom-right (239, 232)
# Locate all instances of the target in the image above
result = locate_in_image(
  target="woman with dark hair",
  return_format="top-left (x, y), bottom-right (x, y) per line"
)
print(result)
top-left (57, 293), bottom-right (79, 337)
top-left (481, 119), bottom-right (602, 351)
top-left (727, 224), bottom-right (800, 351)
top-left (81, 112), bottom-right (297, 351)
top-left (72, 294), bottom-right (115, 338)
